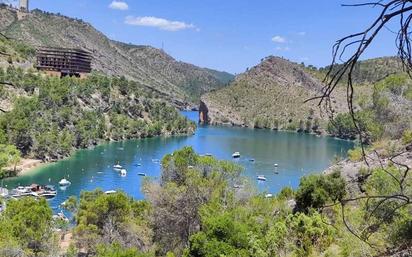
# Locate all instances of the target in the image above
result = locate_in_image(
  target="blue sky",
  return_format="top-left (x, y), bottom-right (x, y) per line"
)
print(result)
top-left (23, 0), bottom-right (397, 73)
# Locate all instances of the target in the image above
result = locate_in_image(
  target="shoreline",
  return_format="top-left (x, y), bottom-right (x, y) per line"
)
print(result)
top-left (17, 159), bottom-right (49, 177)
top-left (8, 130), bottom-right (196, 179)
top-left (202, 121), bottom-right (356, 142)
top-left (10, 158), bottom-right (47, 177)
top-left (8, 125), bottom-right (352, 179)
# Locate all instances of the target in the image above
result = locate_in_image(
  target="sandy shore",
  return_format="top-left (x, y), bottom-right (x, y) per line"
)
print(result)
top-left (7, 158), bottom-right (47, 176)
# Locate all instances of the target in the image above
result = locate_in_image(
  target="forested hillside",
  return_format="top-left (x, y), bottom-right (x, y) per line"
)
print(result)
top-left (202, 55), bottom-right (412, 139)
top-left (0, 5), bottom-right (233, 106)
top-left (0, 35), bottom-right (195, 178)
top-left (201, 56), bottom-right (350, 131)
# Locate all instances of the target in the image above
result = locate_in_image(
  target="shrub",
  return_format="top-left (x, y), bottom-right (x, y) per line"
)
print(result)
top-left (348, 147), bottom-right (363, 162)
top-left (295, 172), bottom-right (346, 212)
top-left (402, 130), bottom-right (412, 144)
top-left (278, 186), bottom-right (294, 199)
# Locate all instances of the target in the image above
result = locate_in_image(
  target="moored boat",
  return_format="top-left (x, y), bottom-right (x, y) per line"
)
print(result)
top-left (257, 175), bottom-right (267, 181)
top-left (10, 184), bottom-right (57, 199)
top-left (232, 152), bottom-right (241, 158)
top-left (0, 187), bottom-right (8, 197)
top-left (59, 178), bottom-right (71, 186)
top-left (113, 164), bottom-right (123, 170)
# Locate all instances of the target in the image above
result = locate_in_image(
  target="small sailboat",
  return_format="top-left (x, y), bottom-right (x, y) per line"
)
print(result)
top-left (232, 152), bottom-right (241, 158)
top-left (113, 163), bottom-right (122, 170)
top-left (257, 175), bottom-right (267, 181)
top-left (59, 178), bottom-right (71, 186)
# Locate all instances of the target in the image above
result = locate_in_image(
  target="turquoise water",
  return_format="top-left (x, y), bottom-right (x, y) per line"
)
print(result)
top-left (3, 111), bottom-right (353, 210)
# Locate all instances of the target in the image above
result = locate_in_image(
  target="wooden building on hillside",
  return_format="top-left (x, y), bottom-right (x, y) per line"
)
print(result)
top-left (36, 47), bottom-right (92, 78)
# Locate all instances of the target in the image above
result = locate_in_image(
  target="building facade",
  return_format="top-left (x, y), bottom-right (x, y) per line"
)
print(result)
top-left (19, 0), bottom-right (29, 11)
top-left (36, 47), bottom-right (92, 78)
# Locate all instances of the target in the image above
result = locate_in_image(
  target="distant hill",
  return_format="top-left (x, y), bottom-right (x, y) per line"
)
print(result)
top-left (201, 56), bottom-right (349, 130)
top-left (201, 55), bottom-right (411, 133)
top-left (0, 6), bottom-right (233, 107)
top-left (317, 56), bottom-right (403, 85)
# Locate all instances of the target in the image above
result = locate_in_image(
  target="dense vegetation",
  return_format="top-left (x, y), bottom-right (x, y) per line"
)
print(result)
top-left (327, 73), bottom-right (412, 142)
top-left (202, 55), bottom-right (412, 141)
top-left (0, 66), bottom-right (195, 176)
top-left (1, 147), bottom-right (410, 257)
top-left (0, 197), bottom-right (57, 256)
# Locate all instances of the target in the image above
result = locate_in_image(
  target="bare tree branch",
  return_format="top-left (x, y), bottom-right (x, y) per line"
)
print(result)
top-left (308, 0), bottom-right (412, 245)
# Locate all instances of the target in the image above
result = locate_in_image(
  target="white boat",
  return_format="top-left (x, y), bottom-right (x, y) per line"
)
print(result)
top-left (265, 193), bottom-right (273, 198)
top-left (105, 190), bottom-right (117, 195)
top-left (0, 187), bottom-right (8, 197)
top-left (120, 169), bottom-right (127, 176)
top-left (53, 211), bottom-right (69, 223)
top-left (274, 163), bottom-right (279, 167)
top-left (113, 164), bottom-right (122, 170)
top-left (232, 152), bottom-right (241, 158)
top-left (59, 179), bottom-right (71, 186)
top-left (257, 175), bottom-right (267, 181)
top-left (40, 185), bottom-right (57, 199)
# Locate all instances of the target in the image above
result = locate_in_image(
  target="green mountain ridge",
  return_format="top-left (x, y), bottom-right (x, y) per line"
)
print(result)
top-left (0, 6), bottom-right (234, 107)
top-left (201, 56), bottom-right (350, 130)
top-left (201, 55), bottom-right (409, 132)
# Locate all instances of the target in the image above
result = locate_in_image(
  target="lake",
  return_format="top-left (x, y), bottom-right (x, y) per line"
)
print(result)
top-left (3, 111), bottom-right (353, 210)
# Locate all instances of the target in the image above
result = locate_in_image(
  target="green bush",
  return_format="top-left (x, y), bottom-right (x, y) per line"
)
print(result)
top-left (295, 172), bottom-right (346, 212)
top-left (328, 111), bottom-right (383, 142)
top-left (278, 186), bottom-right (294, 199)
top-left (348, 147), bottom-right (363, 162)
top-left (402, 130), bottom-right (412, 144)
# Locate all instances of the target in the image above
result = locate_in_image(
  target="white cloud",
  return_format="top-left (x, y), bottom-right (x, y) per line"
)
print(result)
top-left (109, 1), bottom-right (129, 10)
top-left (275, 46), bottom-right (290, 51)
top-left (297, 31), bottom-right (306, 36)
top-left (271, 35), bottom-right (287, 43)
top-left (125, 16), bottom-right (196, 31)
